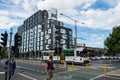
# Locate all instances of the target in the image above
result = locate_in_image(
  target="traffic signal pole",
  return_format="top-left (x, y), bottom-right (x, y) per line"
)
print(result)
top-left (7, 28), bottom-right (13, 80)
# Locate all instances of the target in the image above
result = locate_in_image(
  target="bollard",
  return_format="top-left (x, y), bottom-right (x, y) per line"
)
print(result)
top-left (86, 63), bottom-right (88, 72)
top-left (104, 64), bottom-right (106, 75)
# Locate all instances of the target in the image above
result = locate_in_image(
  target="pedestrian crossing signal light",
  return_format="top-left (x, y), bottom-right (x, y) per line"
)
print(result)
top-left (14, 33), bottom-right (22, 47)
top-left (54, 47), bottom-right (62, 55)
top-left (0, 31), bottom-right (8, 47)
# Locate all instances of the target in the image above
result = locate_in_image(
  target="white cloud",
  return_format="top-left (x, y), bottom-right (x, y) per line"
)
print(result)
top-left (79, 2), bottom-right (120, 30)
top-left (0, 0), bottom-right (120, 30)
top-left (10, 0), bottom-right (21, 5)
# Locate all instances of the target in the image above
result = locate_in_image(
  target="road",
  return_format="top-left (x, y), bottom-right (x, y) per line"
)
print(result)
top-left (0, 59), bottom-right (120, 80)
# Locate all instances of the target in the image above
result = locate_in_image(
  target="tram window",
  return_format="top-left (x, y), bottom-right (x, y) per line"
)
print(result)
top-left (79, 51), bottom-right (83, 57)
top-left (44, 52), bottom-right (46, 56)
top-left (54, 52), bottom-right (57, 56)
top-left (76, 51), bottom-right (80, 56)
top-left (47, 53), bottom-right (49, 56)
top-left (65, 53), bottom-right (69, 56)
top-left (69, 52), bottom-right (74, 56)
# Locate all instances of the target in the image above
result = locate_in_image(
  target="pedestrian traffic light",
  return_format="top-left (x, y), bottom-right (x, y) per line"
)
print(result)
top-left (83, 48), bottom-right (87, 54)
top-left (14, 33), bottom-right (22, 47)
top-left (54, 47), bottom-right (58, 54)
top-left (0, 31), bottom-right (8, 47)
top-left (59, 47), bottom-right (62, 55)
top-left (54, 47), bottom-right (62, 55)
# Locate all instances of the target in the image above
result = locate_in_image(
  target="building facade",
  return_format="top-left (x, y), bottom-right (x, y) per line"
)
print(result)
top-left (17, 8), bottom-right (73, 58)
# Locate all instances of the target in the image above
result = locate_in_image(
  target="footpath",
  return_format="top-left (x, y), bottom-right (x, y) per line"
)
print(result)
top-left (107, 69), bottom-right (120, 77)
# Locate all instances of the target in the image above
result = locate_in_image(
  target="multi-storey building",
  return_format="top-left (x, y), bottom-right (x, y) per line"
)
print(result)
top-left (17, 8), bottom-right (73, 58)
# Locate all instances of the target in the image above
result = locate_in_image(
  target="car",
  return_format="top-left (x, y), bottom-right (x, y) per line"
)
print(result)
top-left (101, 56), bottom-right (106, 60)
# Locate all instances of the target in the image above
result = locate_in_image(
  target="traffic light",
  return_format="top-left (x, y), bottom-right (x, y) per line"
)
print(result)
top-left (0, 31), bottom-right (8, 47)
top-left (14, 33), bottom-right (22, 47)
top-left (59, 47), bottom-right (62, 55)
top-left (83, 48), bottom-right (87, 54)
top-left (0, 46), bottom-right (2, 55)
top-left (54, 47), bottom-right (62, 55)
top-left (54, 47), bottom-right (58, 54)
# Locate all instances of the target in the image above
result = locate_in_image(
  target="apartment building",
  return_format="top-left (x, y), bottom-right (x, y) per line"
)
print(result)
top-left (17, 8), bottom-right (73, 58)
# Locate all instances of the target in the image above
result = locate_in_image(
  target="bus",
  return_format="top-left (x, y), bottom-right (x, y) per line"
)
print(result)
top-left (41, 47), bottom-right (90, 64)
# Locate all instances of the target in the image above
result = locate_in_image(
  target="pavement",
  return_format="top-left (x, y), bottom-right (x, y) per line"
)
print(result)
top-left (107, 69), bottom-right (120, 77)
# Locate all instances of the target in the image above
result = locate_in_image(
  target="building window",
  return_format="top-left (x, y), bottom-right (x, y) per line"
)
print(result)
top-left (46, 45), bottom-right (49, 49)
top-left (48, 39), bottom-right (51, 44)
top-left (48, 29), bottom-right (51, 33)
top-left (51, 13), bottom-right (57, 18)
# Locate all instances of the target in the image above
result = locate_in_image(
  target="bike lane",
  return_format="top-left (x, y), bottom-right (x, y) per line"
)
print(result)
top-left (53, 63), bottom-right (120, 80)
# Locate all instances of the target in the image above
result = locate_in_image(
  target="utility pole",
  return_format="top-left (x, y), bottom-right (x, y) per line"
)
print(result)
top-left (7, 28), bottom-right (13, 80)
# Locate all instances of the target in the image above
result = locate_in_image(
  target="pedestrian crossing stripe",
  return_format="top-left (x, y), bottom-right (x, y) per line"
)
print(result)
top-left (0, 72), bottom-right (5, 74)
top-left (97, 66), bottom-right (116, 69)
top-left (89, 66), bottom-right (116, 70)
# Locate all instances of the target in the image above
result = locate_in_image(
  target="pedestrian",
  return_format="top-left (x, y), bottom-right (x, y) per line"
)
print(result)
top-left (4, 60), bottom-right (8, 80)
top-left (4, 60), bottom-right (11, 80)
top-left (11, 58), bottom-right (16, 76)
top-left (45, 55), bottom-right (54, 80)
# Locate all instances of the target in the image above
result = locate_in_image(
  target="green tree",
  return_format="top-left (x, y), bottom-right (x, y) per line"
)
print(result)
top-left (1, 48), bottom-right (8, 58)
top-left (104, 26), bottom-right (120, 56)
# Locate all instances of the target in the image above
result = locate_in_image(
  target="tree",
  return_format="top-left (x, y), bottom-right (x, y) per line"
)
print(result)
top-left (104, 26), bottom-right (120, 56)
top-left (1, 48), bottom-right (8, 58)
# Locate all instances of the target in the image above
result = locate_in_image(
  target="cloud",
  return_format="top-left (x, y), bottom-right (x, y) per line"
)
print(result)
top-left (79, 2), bottom-right (120, 30)
top-left (0, 0), bottom-right (120, 30)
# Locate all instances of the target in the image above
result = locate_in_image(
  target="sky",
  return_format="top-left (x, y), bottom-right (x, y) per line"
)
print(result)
top-left (0, 0), bottom-right (120, 48)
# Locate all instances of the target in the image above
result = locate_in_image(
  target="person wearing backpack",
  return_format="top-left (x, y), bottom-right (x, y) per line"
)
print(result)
top-left (45, 55), bottom-right (54, 80)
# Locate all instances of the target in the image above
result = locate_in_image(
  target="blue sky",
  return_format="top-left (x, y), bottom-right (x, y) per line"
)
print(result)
top-left (0, 0), bottom-right (120, 48)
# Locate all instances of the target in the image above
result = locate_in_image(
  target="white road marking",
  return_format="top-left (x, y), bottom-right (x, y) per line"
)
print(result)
top-left (0, 72), bottom-right (5, 74)
top-left (54, 70), bottom-right (71, 75)
top-left (18, 73), bottom-right (37, 80)
top-left (90, 74), bottom-right (104, 80)
top-left (89, 66), bottom-right (100, 70)
top-left (97, 66), bottom-right (116, 69)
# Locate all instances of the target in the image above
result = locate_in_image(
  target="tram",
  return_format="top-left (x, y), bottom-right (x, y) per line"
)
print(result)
top-left (41, 47), bottom-right (90, 64)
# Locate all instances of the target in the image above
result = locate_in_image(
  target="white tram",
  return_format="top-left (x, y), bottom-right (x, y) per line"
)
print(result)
top-left (41, 47), bottom-right (90, 64)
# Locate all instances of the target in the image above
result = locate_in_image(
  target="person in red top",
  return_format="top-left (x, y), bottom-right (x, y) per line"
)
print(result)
top-left (45, 55), bottom-right (54, 80)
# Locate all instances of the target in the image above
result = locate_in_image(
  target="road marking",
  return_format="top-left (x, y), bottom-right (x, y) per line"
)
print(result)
top-left (97, 66), bottom-right (116, 69)
top-left (90, 74), bottom-right (104, 80)
top-left (54, 70), bottom-right (71, 75)
top-left (18, 73), bottom-right (37, 80)
top-left (89, 66), bottom-right (100, 70)
top-left (17, 65), bottom-right (45, 73)
top-left (0, 72), bottom-right (5, 74)
top-left (106, 75), bottom-right (120, 79)
top-left (17, 66), bottom-right (35, 71)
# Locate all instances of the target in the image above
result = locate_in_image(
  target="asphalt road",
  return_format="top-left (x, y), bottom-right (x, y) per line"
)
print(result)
top-left (0, 59), bottom-right (120, 80)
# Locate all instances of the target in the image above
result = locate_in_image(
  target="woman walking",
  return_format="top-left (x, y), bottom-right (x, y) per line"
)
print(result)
top-left (45, 55), bottom-right (54, 80)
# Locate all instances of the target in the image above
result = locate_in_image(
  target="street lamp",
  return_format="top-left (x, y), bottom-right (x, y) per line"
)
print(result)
top-left (60, 13), bottom-right (84, 49)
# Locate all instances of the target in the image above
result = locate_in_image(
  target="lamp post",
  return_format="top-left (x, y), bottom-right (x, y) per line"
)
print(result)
top-left (7, 28), bottom-right (13, 80)
top-left (60, 13), bottom-right (84, 50)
